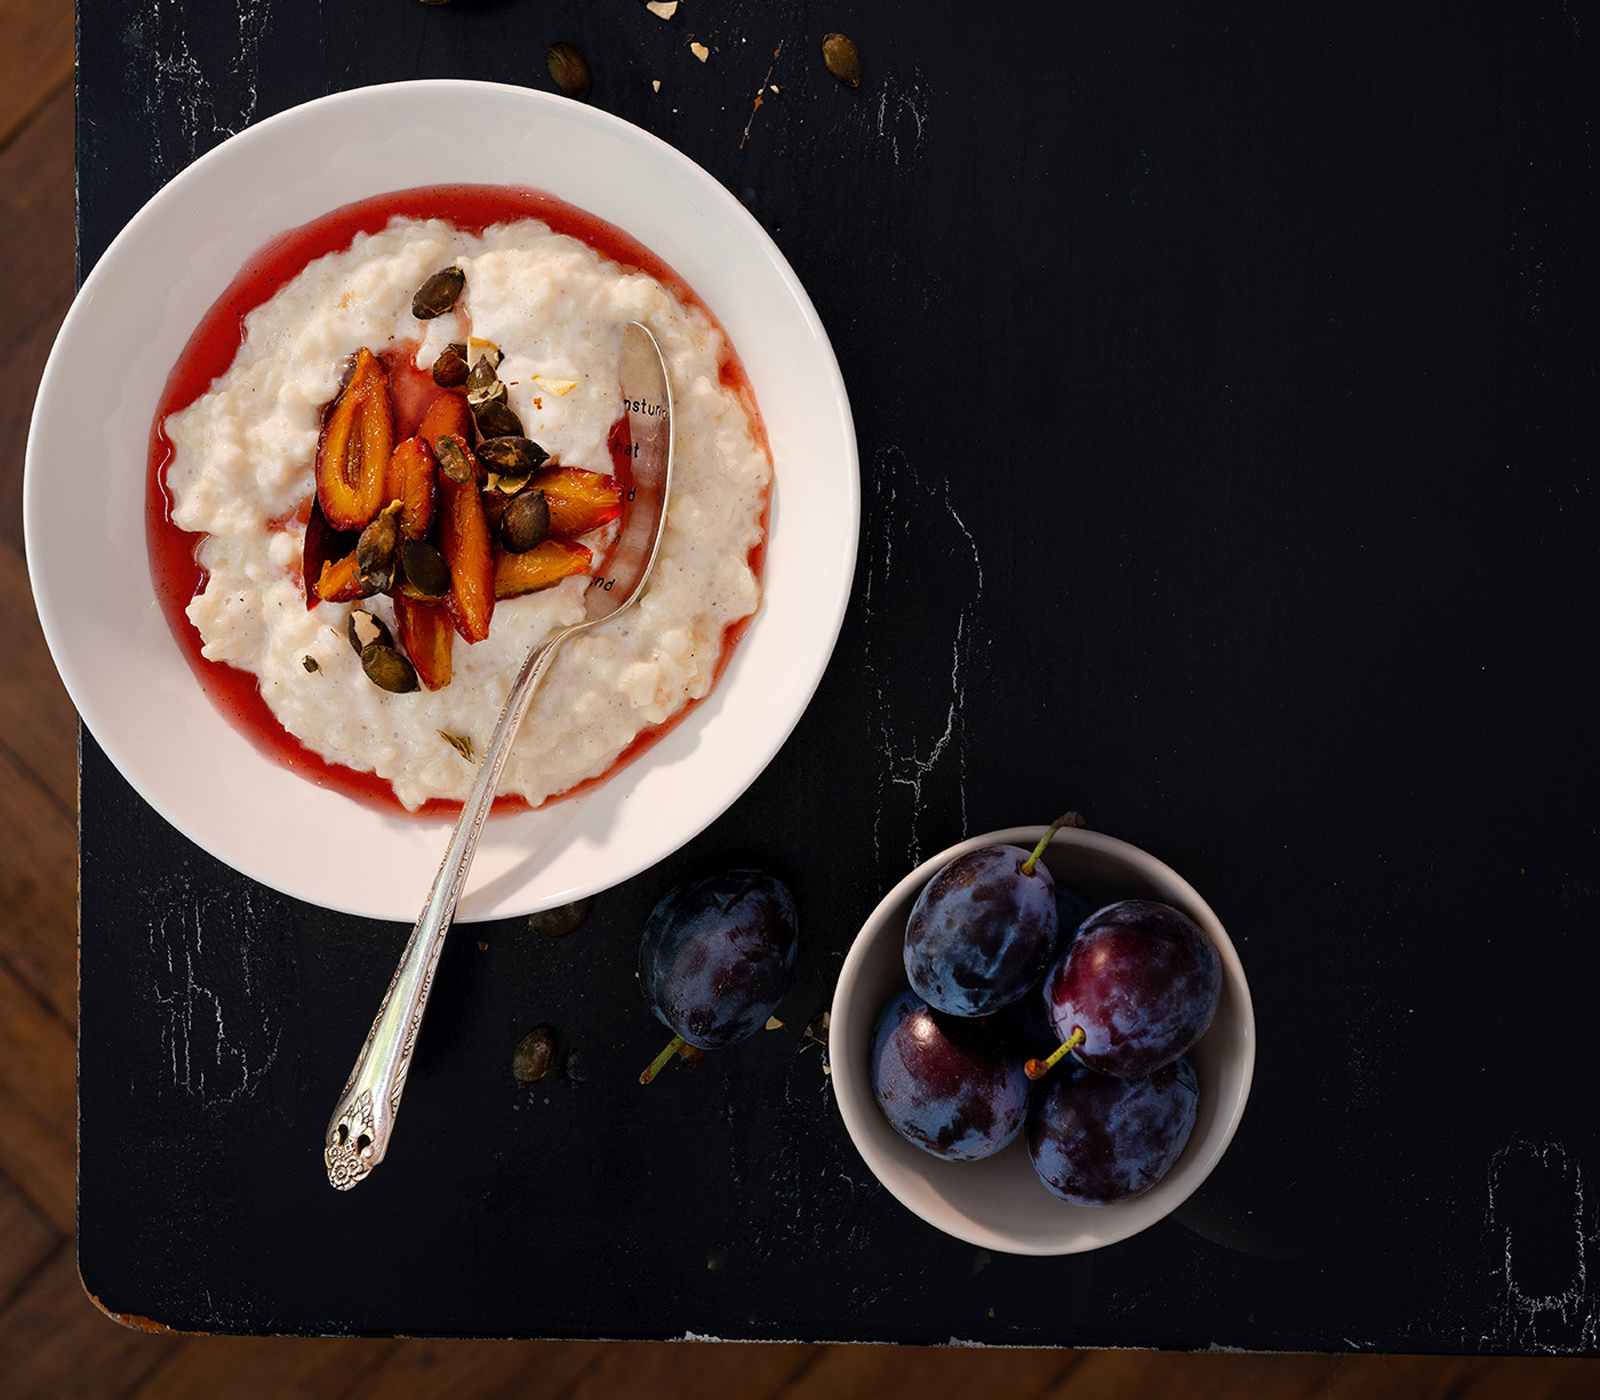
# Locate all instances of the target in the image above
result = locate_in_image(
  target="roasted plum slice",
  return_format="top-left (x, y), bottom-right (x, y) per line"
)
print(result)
top-left (393, 594), bottom-right (454, 691)
top-left (316, 348), bottom-right (395, 532)
top-left (437, 471), bottom-right (495, 643)
top-left (492, 538), bottom-right (592, 599)
top-left (528, 466), bottom-right (624, 537)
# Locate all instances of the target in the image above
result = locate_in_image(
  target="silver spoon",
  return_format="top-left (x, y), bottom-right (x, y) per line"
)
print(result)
top-left (324, 321), bottom-right (674, 1189)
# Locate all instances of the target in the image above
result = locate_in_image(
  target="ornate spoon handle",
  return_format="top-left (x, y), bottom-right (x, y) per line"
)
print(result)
top-left (323, 630), bottom-right (569, 1188)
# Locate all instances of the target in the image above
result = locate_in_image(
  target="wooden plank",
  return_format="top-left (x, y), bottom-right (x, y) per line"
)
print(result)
top-left (773, 1343), bottom-right (1078, 1400)
top-left (0, 540), bottom-right (78, 810)
top-left (0, 957), bottom-right (76, 1233)
top-left (125, 1335), bottom-right (397, 1400)
top-left (0, 80), bottom-right (77, 557)
top-left (0, 546), bottom-right (79, 1024)
top-left (355, 1338), bottom-right (613, 1400)
top-left (0, 1170), bottom-right (61, 1313)
top-left (562, 1340), bottom-right (825, 1400)
top-left (0, 722), bottom-right (77, 1022)
top-left (0, 1244), bottom-right (172, 1400)
top-left (0, 0), bottom-right (73, 152)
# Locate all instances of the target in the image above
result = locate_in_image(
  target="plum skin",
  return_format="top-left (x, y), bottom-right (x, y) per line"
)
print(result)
top-left (1044, 899), bottom-right (1221, 1078)
top-left (638, 870), bottom-right (798, 1050)
top-left (903, 845), bottom-right (1058, 1017)
top-left (1027, 1056), bottom-right (1200, 1206)
top-left (869, 988), bottom-right (1030, 1162)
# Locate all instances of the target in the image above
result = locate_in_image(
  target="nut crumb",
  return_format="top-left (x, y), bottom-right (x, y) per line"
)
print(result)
top-left (646, 0), bottom-right (677, 17)
top-left (765, 1015), bottom-right (785, 1030)
top-left (689, 41), bottom-right (709, 61)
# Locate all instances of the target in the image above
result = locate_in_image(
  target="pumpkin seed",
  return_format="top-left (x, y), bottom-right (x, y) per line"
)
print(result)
top-left (465, 355), bottom-right (507, 409)
top-left (361, 643), bottom-right (420, 694)
top-left (438, 730), bottom-right (474, 761)
top-left (474, 398), bottom-right (524, 439)
top-left (435, 434), bottom-right (476, 484)
top-left (401, 538), bottom-right (451, 598)
top-left (477, 435), bottom-right (549, 474)
top-left (822, 33), bottom-right (861, 87)
top-left (548, 41), bottom-right (592, 100)
top-left (500, 489), bottom-right (551, 553)
top-left (355, 504), bottom-right (402, 592)
top-left (412, 266), bottom-right (465, 319)
top-left (431, 342), bottom-right (469, 387)
top-left (346, 607), bottom-right (393, 656)
top-left (512, 1025), bottom-right (559, 1083)
top-left (531, 899), bottom-right (591, 938)
top-left (302, 655), bottom-right (320, 673)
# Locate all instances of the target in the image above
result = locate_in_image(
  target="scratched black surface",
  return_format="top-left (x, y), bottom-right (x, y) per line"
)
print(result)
top-left (75, 1), bottom-right (1599, 1350)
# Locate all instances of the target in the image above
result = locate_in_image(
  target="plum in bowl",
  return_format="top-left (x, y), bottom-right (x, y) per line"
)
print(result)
top-left (829, 824), bottom-right (1254, 1255)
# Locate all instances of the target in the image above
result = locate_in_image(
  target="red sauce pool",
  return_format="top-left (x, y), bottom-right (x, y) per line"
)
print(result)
top-left (148, 184), bottom-right (771, 816)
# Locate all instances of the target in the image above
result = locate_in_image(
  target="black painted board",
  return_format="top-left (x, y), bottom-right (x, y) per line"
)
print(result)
top-left (75, 0), bottom-right (1600, 1352)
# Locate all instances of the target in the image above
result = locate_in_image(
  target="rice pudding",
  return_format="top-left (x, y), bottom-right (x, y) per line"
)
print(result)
top-left (156, 190), bottom-right (770, 812)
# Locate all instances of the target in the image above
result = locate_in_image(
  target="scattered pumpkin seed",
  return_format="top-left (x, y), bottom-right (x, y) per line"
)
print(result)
top-left (548, 41), bottom-right (593, 100)
top-left (465, 356), bottom-right (507, 409)
top-left (437, 730), bottom-right (474, 761)
top-left (512, 1025), bottom-right (559, 1083)
top-left (531, 899), bottom-right (591, 938)
top-left (412, 266), bottom-right (465, 319)
top-left (400, 538), bottom-right (451, 598)
top-left (360, 643), bottom-right (419, 694)
top-left (486, 472), bottom-right (531, 495)
top-left (355, 503), bottom-right (402, 592)
top-left (474, 398), bottom-right (525, 439)
top-left (477, 435), bottom-right (549, 474)
top-left (822, 33), bottom-right (861, 87)
top-left (500, 489), bottom-right (551, 553)
top-left (435, 434), bottom-right (476, 484)
top-left (431, 342), bottom-right (469, 387)
top-left (346, 607), bottom-right (393, 656)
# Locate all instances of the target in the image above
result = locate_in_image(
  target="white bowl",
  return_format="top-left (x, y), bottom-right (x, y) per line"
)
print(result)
top-left (24, 81), bottom-right (857, 921)
top-left (830, 825), bottom-right (1255, 1255)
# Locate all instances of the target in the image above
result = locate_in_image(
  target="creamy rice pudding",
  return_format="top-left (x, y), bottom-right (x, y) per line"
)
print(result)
top-left (154, 190), bottom-right (770, 811)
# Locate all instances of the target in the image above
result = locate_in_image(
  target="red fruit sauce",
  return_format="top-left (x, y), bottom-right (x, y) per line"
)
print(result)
top-left (148, 184), bottom-right (770, 816)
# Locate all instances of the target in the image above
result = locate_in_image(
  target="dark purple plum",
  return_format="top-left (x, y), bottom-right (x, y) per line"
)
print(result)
top-left (1040, 899), bottom-right (1221, 1079)
top-left (638, 870), bottom-right (798, 1081)
top-left (1027, 1055), bottom-right (1199, 1206)
top-left (904, 843), bottom-right (1057, 1016)
top-left (870, 989), bottom-right (1030, 1161)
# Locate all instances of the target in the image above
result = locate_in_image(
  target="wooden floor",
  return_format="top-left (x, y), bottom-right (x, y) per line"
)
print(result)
top-left (0, 2), bottom-right (1595, 1394)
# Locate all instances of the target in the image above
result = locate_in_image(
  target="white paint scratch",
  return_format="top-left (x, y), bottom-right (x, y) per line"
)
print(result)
top-left (1480, 1137), bottom-right (1599, 1353)
top-left (862, 446), bottom-right (986, 878)
top-left (147, 876), bottom-right (283, 1106)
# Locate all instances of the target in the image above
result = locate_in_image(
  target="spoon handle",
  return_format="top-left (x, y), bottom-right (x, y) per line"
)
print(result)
top-left (323, 625), bottom-right (572, 1189)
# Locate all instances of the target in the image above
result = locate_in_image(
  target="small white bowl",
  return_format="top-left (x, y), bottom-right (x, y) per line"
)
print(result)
top-left (830, 825), bottom-right (1255, 1255)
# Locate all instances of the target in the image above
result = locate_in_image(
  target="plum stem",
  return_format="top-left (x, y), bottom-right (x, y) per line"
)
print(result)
top-left (640, 1034), bottom-right (687, 1085)
top-left (1025, 1025), bottom-right (1086, 1080)
top-left (1020, 811), bottom-right (1087, 876)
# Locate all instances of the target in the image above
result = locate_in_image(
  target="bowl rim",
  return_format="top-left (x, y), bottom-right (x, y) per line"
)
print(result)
top-left (830, 824), bottom-right (1255, 1255)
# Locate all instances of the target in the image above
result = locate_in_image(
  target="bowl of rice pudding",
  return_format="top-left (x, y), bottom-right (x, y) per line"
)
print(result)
top-left (25, 82), bottom-right (858, 920)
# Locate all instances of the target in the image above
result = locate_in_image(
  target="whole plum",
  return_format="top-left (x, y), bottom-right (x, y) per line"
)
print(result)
top-left (1041, 899), bottom-right (1221, 1079)
top-left (1027, 1055), bottom-right (1199, 1206)
top-left (869, 988), bottom-right (1029, 1162)
top-left (904, 844), bottom-right (1057, 1017)
top-left (638, 870), bottom-right (798, 1080)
